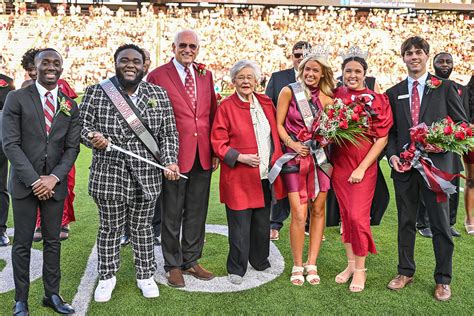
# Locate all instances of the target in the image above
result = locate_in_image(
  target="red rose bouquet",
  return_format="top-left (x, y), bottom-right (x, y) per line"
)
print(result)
top-left (316, 95), bottom-right (372, 146)
top-left (399, 116), bottom-right (473, 202)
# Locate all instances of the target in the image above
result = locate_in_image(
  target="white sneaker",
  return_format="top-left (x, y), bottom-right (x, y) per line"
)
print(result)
top-left (137, 277), bottom-right (160, 298)
top-left (94, 276), bottom-right (116, 302)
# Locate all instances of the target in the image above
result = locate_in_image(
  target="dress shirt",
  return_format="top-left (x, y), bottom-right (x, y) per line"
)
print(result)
top-left (407, 71), bottom-right (428, 108)
top-left (32, 81), bottom-right (60, 186)
top-left (237, 92), bottom-right (271, 179)
top-left (172, 58), bottom-right (197, 96)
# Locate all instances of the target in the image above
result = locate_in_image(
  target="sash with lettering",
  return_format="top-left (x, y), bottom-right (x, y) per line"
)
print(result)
top-left (99, 76), bottom-right (161, 162)
top-left (268, 82), bottom-right (332, 204)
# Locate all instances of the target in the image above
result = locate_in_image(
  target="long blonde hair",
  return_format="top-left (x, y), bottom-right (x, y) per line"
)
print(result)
top-left (297, 56), bottom-right (335, 98)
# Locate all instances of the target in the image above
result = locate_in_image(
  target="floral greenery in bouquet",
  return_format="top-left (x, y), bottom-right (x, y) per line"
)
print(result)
top-left (424, 116), bottom-right (474, 155)
top-left (316, 95), bottom-right (372, 146)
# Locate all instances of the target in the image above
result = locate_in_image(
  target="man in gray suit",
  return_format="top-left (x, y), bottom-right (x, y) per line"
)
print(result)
top-left (2, 48), bottom-right (79, 315)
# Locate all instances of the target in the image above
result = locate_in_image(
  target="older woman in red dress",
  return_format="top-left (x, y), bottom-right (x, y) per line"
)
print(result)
top-left (331, 49), bottom-right (393, 292)
top-left (211, 60), bottom-right (286, 285)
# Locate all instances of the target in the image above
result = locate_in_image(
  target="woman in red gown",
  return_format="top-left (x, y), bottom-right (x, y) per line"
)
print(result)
top-left (331, 54), bottom-right (393, 292)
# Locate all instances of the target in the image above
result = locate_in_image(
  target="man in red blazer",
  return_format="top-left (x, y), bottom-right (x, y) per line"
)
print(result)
top-left (147, 29), bottom-right (218, 287)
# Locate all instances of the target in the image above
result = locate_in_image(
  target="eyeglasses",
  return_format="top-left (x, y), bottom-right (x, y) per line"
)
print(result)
top-left (293, 53), bottom-right (303, 59)
top-left (178, 43), bottom-right (198, 50)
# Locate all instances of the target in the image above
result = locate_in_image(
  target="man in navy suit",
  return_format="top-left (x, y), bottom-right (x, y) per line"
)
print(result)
top-left (265, 41), bottom-right (309, 241)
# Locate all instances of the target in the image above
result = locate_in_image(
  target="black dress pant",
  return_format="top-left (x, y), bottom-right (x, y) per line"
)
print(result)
top-left (12, 193), bottom-right (64, 301)
top-left (0, 147), bottom-right (9, 234)
top-left (394, 171), bottom-right (453, 285)
top-left (269, 197), bottom-right (289, 231)
top-left (226, 180), bottom-right (271, 277)
top-left (416, 177), bottom-right (459, 229)
top-left (161, 154), bottom-right (211, 272)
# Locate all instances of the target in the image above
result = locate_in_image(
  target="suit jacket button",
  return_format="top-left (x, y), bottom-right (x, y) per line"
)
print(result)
top-left (194, 133), bottom-right (197, 136)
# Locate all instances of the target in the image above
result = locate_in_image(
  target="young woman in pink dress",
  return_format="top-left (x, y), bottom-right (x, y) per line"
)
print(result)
top-left (332, 52), bottom-right (393, 292)
top-left (276, 53), bottom-right (334, 285)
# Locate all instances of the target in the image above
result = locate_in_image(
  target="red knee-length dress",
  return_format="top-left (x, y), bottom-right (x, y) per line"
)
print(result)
top-left (331, 87), bottom-right (393, 256)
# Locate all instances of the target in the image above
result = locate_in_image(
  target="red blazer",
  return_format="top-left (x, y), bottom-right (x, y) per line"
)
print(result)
top-left (147, 60), bottom-right (217, 173)
top-left (211, 92), bottom-right (286, 211)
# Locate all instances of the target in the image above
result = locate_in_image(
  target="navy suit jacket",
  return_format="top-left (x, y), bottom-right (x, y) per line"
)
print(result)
top-left (265, 68), bottom-right (296, 106)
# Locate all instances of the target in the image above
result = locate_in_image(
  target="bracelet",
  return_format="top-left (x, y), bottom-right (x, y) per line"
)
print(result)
top-left (284, 136), bottom-right (292, 146)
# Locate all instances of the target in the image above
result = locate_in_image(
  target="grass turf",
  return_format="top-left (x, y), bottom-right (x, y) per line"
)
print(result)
top-left (1, 146), bottom-right (474, 314)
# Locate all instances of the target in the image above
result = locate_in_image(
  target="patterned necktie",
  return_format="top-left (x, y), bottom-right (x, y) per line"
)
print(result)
top-left (44, 91), bottom-right (56, 135)
top-left (411, 80), bottom-right (420, 126)
top-left (184, 66), bottom-right (196, 107)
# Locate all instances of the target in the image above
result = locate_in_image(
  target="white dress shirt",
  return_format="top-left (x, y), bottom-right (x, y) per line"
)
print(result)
top-left (172, 58), bottom-right (197, 96)
top-left (32, 81), bottom-right (60, 186)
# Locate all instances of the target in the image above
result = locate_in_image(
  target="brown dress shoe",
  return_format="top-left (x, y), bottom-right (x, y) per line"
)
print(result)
top-left (387, 274), bottom-right (414, 290)
top-left (166, 268), bottom-right (185, 288)
top-left (434, 284), bottom-right (451, 301)
top-left (183, 264), bottom-right (214, 280)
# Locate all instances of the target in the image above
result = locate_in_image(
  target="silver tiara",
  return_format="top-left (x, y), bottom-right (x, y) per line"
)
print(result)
top-left (302, 44), bottom-right (330, 61)
top-left (340, 46), bottom-right (369, 61)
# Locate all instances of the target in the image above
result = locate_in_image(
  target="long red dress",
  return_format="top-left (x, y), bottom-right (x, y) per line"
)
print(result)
top-left (331, 87), bottom-right (393, 256)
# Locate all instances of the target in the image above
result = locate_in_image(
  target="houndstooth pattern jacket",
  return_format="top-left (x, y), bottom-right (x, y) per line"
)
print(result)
top-left (80, 80), bottom-right (179, 202)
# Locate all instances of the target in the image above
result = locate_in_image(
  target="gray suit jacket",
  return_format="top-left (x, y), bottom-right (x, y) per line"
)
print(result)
top-left (2, 84), bottom-right (81, 200)
top-left (80, 80), bottom-right (179, 202)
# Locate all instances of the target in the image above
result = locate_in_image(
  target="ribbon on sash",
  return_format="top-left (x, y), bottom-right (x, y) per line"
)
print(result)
top-left (268, 82), bottom-right (332, 204)
top-left (99, 77), bottom-right (161, 163)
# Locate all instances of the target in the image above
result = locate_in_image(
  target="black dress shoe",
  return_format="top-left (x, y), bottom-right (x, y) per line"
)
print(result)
top-left (418, 227), bottom-right (433, 238)
top-left (450, 226), bottom-right (461, 237)
top-left (42, 295), bottom-right (75, 314)
top-left (13, 301), bottom-right (29, 316)
top-left (0, 232), bottom-right (10, 247)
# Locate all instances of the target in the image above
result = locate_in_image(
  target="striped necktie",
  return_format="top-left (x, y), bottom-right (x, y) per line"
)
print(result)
top-left (44, 91), bottom-right (56, 135)
top-left (411, 81), bottom-right (420, 126)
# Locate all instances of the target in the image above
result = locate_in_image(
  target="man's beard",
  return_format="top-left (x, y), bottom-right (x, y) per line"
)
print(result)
top-left (434, 65), bottom-right (452, 79)
top-left (116, 69), bottom-right (145, 88)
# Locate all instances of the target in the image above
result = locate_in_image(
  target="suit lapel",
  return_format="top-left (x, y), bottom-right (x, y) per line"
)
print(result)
top-left (50, 91), bottom-right (66, 133)
top-left (195, 65), bottom-right (205, 114)
top-left (135, 83), bottom-right (148, 116)
top-left (418, 73), bottom-right (434, 122)
top-left (166, 62), bottom-right (195, 114)
top-left (29, 85), bottom-right (47, 137)
top-left (399, 79), bottom-right (412, 126)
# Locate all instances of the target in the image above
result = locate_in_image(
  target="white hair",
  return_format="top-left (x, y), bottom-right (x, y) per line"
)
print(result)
top-left (173, 29), bottom-right (200, 46)
top-left (229, 60), bottom-right (261, 82)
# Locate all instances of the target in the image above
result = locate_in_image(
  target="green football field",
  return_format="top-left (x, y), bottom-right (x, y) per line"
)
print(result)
top-left (1, 146), bottom-right (473, 315)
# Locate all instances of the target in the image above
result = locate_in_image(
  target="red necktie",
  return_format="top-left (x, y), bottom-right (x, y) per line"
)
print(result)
top-left (411, 80), bottom-right (420, 126)
top-left (44, 91), bottom-right (56, 135)
top-left (184, 66), bottom-right (196, 107)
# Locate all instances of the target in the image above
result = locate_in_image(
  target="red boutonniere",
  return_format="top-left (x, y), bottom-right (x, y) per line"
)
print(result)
top-left (0, 79), bottom-right (8, 88)
top-left (58, 96), bottom-right (73, 116)
top-left (194, 63), bottom-right (206, 76)
top-left (426, 77), bottom-right (442, 94)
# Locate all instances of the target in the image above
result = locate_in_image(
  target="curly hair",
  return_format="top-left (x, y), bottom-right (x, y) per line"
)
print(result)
top-left (21, 48), bottom-right (41, 70)
top-left (113, 44), bottom-right (145, 63)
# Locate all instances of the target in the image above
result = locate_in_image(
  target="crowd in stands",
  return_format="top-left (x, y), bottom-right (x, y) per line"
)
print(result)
top-left (0, 5), bottom-right (472, 92)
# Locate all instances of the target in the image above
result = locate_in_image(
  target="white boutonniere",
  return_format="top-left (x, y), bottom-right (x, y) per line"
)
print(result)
top-left (147, 98), bottom-right (157, 108)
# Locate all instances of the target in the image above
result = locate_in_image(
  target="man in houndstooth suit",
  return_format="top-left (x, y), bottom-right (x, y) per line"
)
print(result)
top-left (80, 44), bottom-right (179, 302)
